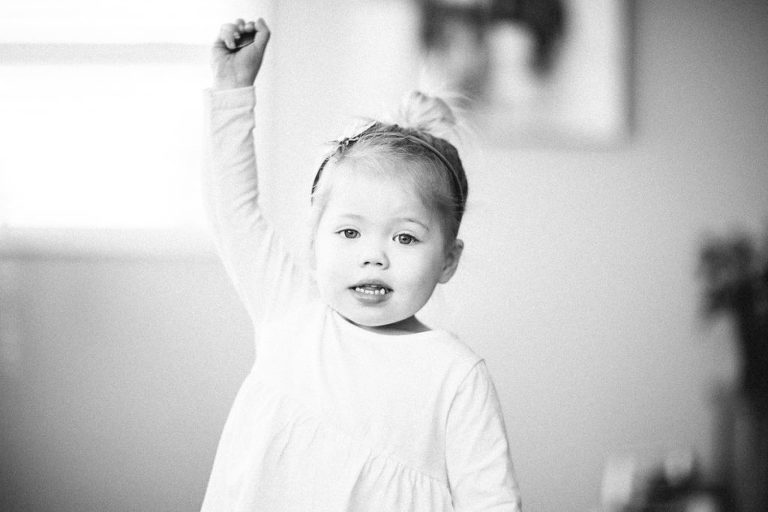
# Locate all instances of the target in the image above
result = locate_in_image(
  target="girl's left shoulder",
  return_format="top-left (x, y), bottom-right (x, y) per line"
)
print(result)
top-left (423, 329), bottom-right (483, 371)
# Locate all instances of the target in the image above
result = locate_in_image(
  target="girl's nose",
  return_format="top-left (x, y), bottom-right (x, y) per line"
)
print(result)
top-left (360, 245), bottom-right (389, 269)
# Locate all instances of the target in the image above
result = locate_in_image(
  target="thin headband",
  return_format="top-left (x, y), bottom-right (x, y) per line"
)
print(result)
top-left (311, 130), bottom-right (465, 206)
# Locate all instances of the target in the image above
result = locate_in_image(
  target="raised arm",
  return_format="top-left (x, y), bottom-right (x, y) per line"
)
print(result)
top-left (203, 19), bottom-right (310, 323)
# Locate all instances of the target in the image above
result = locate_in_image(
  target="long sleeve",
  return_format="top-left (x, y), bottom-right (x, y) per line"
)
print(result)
top-left (446, 360), bottom-right (522, 511)
top-left (202, 86), bottom-right (311, 325)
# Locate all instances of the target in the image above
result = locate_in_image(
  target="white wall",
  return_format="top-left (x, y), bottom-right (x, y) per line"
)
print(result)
top-left (2, 1), bottom-right (768, 511)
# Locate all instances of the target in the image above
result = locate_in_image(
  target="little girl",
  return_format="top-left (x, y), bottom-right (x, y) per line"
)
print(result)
top-left (201, 17), bottom-right (522, 512)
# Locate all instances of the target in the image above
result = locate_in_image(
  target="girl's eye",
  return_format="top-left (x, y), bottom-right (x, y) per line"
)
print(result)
top-left (339, 229), bottom-right (360, 239)
top-left (395, 233), bottom-right (418, 245)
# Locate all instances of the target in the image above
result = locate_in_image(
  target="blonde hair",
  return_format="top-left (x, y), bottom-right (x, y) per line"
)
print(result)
top-left (311, 90), bottom-right (468, 247)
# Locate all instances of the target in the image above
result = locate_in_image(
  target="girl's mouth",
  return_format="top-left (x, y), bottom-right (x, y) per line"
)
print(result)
top-left (350, 283), bottom-right (392, 296)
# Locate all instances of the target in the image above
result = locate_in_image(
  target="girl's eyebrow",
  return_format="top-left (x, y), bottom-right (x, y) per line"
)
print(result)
top-left (336, 213), bottom-right (365, 222)
top-left (397, 217), bottom-right (430, 231)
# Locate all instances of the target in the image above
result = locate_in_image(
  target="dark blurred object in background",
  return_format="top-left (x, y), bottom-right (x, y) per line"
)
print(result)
top-left (487, 0), bottom-right (565, 74)
top-left (419, 0), bottom-right (566, 98)
top-left (700, 229), bottom-right (768, 410)
top-left (699, 227), bottom-right (768, 512)
top-left (421, 0), bottom-right (565, 74)
top-left (599, 450), bottom-right (733, 512)
top-left (635, 452), bottom-right (733, 512)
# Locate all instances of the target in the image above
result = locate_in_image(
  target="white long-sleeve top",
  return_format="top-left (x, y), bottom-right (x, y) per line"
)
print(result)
top-left (200, 86), bottom-right (522, 512)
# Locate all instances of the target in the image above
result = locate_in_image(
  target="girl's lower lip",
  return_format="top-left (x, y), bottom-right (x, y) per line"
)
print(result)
top-left (349, 288), bottom-right (391, 304)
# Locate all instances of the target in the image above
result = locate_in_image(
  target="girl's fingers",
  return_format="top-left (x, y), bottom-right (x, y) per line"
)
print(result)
top-left (219, 23), bottom-right (239, 49)
top-left (218, 23), bottom-right (231, 37)
top-left (218, 24), bottom-right (231, 42)
top-left (216, 19), bottom-right (266, 51)
top-left (252, 18), bottom-right (271, 49)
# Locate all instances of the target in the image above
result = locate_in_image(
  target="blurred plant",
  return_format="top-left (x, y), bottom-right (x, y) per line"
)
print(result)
top-left (699, 227), bottom-right (768, 413)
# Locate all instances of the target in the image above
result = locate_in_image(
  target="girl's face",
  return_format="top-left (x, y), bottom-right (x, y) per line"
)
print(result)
top-left (313, 160), bottom-right (462, 333)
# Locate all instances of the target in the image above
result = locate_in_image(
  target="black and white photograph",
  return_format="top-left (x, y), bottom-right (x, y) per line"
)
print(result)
top-left (1, 1), bottom-right (767, 511)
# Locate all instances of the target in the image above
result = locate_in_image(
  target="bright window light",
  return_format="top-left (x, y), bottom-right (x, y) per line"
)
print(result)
top-left (0, 0), bottom-right (264, 230)
top-left (0, 1), bottom-right (256, 44)
top-left (0, 61), bottom-right (209, 229)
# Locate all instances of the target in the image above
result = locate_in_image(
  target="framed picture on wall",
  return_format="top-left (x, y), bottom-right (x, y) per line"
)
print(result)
top-left (419, 0), bottom-right (629, 147)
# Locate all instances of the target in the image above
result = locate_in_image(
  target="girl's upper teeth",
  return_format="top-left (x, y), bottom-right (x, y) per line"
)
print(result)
top-left (355, 286), bottom-right (388, 295)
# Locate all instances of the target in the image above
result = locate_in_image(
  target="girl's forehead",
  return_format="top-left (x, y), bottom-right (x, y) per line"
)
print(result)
top-left (325, 159), bottom-right (414, 194)
top-left (321, 161), bottom-right (435, 220)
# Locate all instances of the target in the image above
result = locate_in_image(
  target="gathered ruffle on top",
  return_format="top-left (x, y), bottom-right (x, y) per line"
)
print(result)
top-left (200, 86), bottom-right (522, 512)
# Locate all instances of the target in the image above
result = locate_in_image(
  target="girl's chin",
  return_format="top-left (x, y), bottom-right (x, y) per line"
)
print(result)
top-left (341, 312), bottom-right (398, 329)
top-left (338, 310), bottom-right (427, 334)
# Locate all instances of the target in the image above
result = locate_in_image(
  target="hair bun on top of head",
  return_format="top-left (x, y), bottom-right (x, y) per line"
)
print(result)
top-left (396, 90), bottom-right (459, 141)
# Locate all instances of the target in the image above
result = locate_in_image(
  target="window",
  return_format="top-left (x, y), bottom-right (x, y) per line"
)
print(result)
top-left (0, 1), bottom-right (267, 256)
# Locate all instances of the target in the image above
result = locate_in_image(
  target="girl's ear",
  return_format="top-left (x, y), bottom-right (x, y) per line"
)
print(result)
top-left (438, 239), bottom-right (464, 284)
